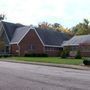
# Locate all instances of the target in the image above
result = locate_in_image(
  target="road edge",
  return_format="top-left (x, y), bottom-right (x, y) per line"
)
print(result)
top-left (0, 59), bottom-right (90, 70)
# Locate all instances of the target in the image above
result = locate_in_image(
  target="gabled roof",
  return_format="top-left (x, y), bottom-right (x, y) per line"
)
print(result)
top-left (35, 28), bottom-right (70, 46)
top-left (10, 27), bottom-right (70, 47)
top-left (1, 21), bottom-right (24, 41)
top-left (10, 26), bottom-right (30, 44)
top-left (62, 35), bottom-right (90, 46)
top-left (0, 21), bottom-right (71, 46)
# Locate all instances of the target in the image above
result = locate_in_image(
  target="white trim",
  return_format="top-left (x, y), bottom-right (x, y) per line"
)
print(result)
top-left (1, 22), bottom-right (10, 43)
top-left (10, 27), bottom-right (63, 48)
top-left (33, 28), bottom-right (64, 48)
top-left (33, 28), bottom-right (45, 46)
top-left (10, 42), bottom-right (18, 44)
top-left (17, 27), bottom-right (31, 44)
top-left (45, 45), bottom-right (62, 48)
top-left (10, 27), bottom-right (33, 44)
top-left (62, 44), bottom-right (79, 47)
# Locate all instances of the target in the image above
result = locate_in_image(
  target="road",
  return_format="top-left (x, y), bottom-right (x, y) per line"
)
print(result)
top-left (0, 61), bottom-right (90, 90)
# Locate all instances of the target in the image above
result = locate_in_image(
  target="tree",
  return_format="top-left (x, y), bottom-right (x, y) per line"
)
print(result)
top-left (38, 22), bottom-right (73, 36)
top-left (84, 19), bottom-right (89, 26)
top-left (52, 23), bottom-right (62, 32)
top-left (0, 14), bottom-right (5, 21)
top-left (72, 19), bottom-right (90, 35)
top-left (53, 23), bottom-right (60, 27)
top-left (38, 22), bottom-right (51, 29)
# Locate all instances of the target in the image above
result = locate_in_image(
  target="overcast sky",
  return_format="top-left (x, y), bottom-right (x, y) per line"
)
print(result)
top-left (0, 0), bottom-right (90, 28)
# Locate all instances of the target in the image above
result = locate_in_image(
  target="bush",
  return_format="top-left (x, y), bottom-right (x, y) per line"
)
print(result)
top-left (75, 51), bottom-right (82, 59)
top-left (61, 50), bottom-right (69, 58)
top-left (61, 51), bottom-right (66, 58)
top-left (3, 54), bottom-right (12, 58)
top-left (0, 54), bottom-right (12, 58)
top-left (0, 55), bottom-right (2, 58)
top-left (83, 59), bottom-right (90, 65)
top-left (24, 53), bottom-right (48, 57)
top-left (24, 54), bottom-right (31, 57)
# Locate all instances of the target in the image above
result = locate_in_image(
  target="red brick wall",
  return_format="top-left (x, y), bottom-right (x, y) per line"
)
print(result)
top-left (80, 44), bottom-right (90, 57)
top-left (44, 47), bottom-right (61, 56)
top-left (63, 45), bottom-right (90, 57)
top-left (10, 44), bottom-right (19, 56)
top-left (19, 29), bottom-right (44, 56)
top-left (45, 51), bottom-right (60, 56)
top-left (11, 29), bottom-right (62, 56)
top-left (81, 52), bottom-right (90, 57)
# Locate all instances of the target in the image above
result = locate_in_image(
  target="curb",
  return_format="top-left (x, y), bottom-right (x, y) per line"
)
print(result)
top-left (0, 59), bottom-right (90, 70)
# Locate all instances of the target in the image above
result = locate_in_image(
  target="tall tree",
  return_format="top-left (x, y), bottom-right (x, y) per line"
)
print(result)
top-left (38, 22), bottom-right (73, 36)
top-left (72, 19), bottom-right (90, 35)
top-left (84, 19), bottom-right (89, 26)
top-left (0, 14), bottom-right (5, 21)
top-left (38, 22), bottom-right (51, 29)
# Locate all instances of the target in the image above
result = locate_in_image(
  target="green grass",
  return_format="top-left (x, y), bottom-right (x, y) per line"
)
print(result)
top-left (8, 57), bottom-right (83, 65)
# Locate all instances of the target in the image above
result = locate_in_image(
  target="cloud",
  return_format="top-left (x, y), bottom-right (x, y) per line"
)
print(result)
top-left (0, 0), bottom-right (90, 27)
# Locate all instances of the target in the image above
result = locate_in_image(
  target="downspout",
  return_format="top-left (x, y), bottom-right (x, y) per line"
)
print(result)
top-left (17, 43), bottom-right (20, 56)
top-left (9, 45), bottom-right (10, 54)
top-left (43, 46), bottom-right (45, 54)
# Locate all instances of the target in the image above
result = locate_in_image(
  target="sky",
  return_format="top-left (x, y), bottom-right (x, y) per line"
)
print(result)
top-left (0, 0), bottom-right (90, 28)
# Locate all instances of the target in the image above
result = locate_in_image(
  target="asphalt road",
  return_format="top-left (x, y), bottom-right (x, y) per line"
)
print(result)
top-left (0, 61), bottom-right (90, 90)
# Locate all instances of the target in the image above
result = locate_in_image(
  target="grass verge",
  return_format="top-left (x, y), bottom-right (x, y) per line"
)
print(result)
top-left (4, 57), bottom-right (83, 65)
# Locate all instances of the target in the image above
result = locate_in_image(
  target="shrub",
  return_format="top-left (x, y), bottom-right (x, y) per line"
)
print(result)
top-left (61, 51), bottom-right (66, 58)
top-left (3, 55), bottom-right (7, 58)
top-left (83, 59), bottom-right (90, 65)
top-left (24, 53), bottom-right (48, 57)
top-left (24, 54), bottom-right (31, 57)
top-left (61, 49), bottom-right (69, 58)
top-left (3, 54), bottom-right (12, 58)
top-left (0, 55), bottom-right (2, 58)
top-left (75, 51), bottom-right (82, 59)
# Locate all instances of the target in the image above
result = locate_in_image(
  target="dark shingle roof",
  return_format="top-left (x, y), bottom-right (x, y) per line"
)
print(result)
top-left (10, 26), bottom-right (30, 44)
top-left (1, 21), bottom-right (24, 41)
top-left (35, 28), bottom-right (70, 46)
top-left (10, 27), bottom-right (70, 46)
top-left (0, 21), bottom-right (71, 46)
top-left (62, 35), bottom-right (90, 46)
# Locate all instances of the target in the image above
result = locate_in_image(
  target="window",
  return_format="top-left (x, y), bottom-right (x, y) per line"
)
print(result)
top-left (45, 47), bottom-right (59, 51)
top-left (26, 44), bottom-right (36, 53)
top-left (70, 46), bottom-right (78, 51)
top-left (30, 44), bottom-right (35, 50)
top-left (81, 45), bottom-right (90, 52)
top-left (6, 46), bottom-right (9, 53)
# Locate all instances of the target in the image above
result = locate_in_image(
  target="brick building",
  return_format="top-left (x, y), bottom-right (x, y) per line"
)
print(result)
top-left (0, 21), bottom-right (70, 56)
top-left (62, 35), bottom-right (90, 57)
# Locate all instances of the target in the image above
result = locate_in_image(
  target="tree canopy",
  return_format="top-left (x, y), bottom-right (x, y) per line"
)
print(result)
top-left (0, 14), bottom-right (5, 21)
top-left (72, 19), bottom-right (90, 35)
top-left (38, 22), bottom-right (73, 36)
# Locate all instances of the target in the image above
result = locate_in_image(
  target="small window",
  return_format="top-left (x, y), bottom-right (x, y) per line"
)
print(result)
top-left (45, 47), bottom-right (59, 51)
top-left (70, 46), bottom-right (78, 51)
top-left (30, 44), bottom-right (35, 50)
top-left (6, 46), bottom-right (9, 53)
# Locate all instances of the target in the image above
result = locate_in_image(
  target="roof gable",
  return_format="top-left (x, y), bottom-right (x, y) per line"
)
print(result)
top-left (10, 26), bottom-right (30, 44)
top-left (1, 21), bottom-right (24, 41)
top-left (35, 28), bottom-right (70, 46)
top-left (62, 35), bottom-right (90, 46)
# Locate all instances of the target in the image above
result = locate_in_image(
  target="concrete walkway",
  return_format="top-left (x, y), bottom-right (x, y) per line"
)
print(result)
top-left (0, 59), bottom-right (90, 70)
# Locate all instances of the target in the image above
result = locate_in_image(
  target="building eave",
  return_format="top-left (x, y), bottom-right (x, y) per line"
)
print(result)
top-left (62, 44), bottom-right (79, 47)
top-left (45, 45), bottom-right (62, 48)
top-left (1, 22), bottom-right (10, 43)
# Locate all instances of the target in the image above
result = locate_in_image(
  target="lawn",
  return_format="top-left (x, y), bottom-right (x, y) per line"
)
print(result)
top-left (9, 57), bottom-right (83, 65)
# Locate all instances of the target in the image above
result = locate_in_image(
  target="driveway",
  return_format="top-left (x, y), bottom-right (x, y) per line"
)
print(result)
top-left (0, 61), bottom-right (90, 90)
